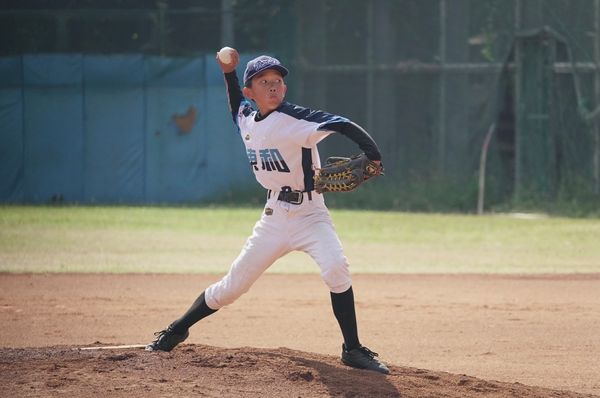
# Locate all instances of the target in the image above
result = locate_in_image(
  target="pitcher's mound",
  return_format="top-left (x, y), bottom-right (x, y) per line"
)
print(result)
top-left (0, 344), bottom-right (594, 397)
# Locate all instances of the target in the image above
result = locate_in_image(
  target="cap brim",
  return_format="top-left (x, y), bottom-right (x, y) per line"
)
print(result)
top-left (245, 65), bottom-right (289, 86)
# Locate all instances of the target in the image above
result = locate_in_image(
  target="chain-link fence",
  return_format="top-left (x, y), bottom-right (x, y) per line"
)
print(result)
top-left (2, 0), bottom-right (599, 213)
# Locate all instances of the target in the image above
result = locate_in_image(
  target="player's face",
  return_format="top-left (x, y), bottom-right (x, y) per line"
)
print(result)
top-left (243, 69), bottom-right (287, 115)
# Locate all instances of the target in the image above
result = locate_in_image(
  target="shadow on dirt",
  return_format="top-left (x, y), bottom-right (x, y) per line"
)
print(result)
top-left (264, 349), bottom-right (401, 397)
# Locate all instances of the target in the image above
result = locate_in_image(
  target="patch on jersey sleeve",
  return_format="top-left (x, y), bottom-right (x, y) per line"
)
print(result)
top-left (239, 100), bottom-right (254, 118)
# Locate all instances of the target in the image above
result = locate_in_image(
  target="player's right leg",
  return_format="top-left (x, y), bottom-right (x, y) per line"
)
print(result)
top-left (145, 291), bottom-right (215, 352)
top-left (146, 209), bottom-right (289, 352)
top-left (145, 323), bottom-right (190, 352)
top-left (204, 213), bottom-right (290, 310)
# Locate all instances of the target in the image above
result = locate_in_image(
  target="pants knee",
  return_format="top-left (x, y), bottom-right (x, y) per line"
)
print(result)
top-left (320, 257), bottom-right (352, 293)
top-left (205, 276), bottom-right (252, 310)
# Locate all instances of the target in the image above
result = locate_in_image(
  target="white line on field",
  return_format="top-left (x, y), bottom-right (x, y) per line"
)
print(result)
top-left (77, 344), bottom-right (147, 351)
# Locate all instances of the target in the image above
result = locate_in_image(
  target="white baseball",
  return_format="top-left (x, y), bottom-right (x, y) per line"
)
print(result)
top-left (218, 47), bottom-right (234, 64)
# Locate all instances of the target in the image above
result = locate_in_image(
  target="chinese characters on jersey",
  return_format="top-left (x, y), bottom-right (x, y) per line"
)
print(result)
top-left (246, 148), bottom-right (290, 172)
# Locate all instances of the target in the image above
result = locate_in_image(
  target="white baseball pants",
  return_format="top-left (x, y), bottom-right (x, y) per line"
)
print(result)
top-left (204, 192), bottom-right (351, 310)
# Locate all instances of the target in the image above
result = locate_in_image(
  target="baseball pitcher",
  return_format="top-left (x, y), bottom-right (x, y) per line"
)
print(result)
top-left (146, 47), bottom-right (388, 374)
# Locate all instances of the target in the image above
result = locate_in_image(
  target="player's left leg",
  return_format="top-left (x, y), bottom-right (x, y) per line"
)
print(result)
top-left (292, 203), bottom-right (389, 374)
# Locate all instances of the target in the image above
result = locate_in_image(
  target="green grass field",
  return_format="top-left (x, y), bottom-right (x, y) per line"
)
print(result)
top-left (1, 205), bottom-right (599, 274)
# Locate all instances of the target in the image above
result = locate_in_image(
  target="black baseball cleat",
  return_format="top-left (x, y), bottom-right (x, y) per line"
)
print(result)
top-left (341, 344), bottom-right (390, 374)
top-left (145, 324), bottom-right (189, 352)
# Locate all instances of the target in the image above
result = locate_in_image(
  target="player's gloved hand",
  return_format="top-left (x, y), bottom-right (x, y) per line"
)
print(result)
top-left (313, 153), bottom-right (384, 193)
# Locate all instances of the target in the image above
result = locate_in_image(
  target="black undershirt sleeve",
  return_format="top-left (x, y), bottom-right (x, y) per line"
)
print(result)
top-left (320, 121), bottom-right (382, 161)
top-left (224, 71), bottom-right (244, 123)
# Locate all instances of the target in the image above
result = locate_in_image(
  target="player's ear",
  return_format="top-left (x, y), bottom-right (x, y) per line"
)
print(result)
top-left (242, 86), bottom-right (253, 101)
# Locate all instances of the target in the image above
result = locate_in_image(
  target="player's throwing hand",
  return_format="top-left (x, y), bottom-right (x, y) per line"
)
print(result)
top-left (216, 47), bottom-right (239, 73)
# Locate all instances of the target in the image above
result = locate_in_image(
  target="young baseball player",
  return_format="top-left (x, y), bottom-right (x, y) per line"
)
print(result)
top-left (146, 48), bottom-right (389, 374)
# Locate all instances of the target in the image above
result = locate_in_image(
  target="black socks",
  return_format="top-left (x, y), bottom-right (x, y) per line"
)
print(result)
top-left (170, 287), bottom-right (360, 350)
top-left (330, 286), bottom-right (361, 351)
top-left (170, 291), bottom-right (217, 335)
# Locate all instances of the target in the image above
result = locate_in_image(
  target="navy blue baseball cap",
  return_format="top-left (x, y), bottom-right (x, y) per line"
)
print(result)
top-left (243, 55), bottom-right (289, 86)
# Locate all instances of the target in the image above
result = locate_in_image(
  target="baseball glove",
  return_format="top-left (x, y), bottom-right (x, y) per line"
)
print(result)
top-left (313, 153), bottom-right (384, 193)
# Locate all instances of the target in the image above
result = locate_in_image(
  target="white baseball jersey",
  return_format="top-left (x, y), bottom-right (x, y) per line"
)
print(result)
top-left (237, 99), bottom-right (350, 192)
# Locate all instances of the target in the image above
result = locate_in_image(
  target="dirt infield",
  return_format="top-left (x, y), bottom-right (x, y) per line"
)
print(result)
top-left (1, 273), bottom-right (599, 397)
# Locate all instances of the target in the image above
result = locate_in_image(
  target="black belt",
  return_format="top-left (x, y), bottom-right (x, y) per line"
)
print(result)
top-left (268, 187), bottom-right (313, 205)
